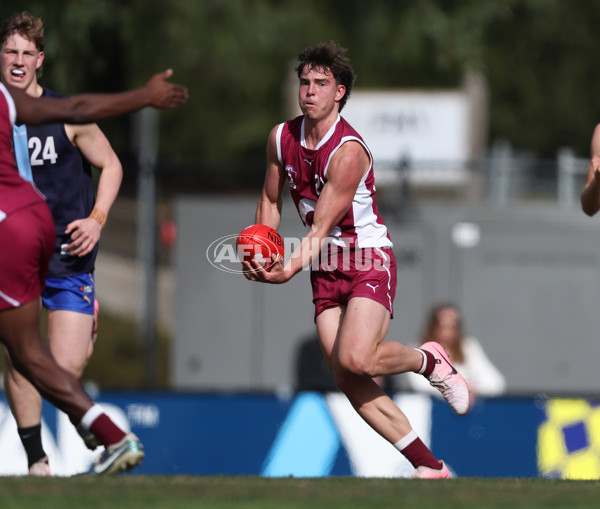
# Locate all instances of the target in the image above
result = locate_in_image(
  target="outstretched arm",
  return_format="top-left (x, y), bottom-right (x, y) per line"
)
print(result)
top-left (9, 69), bottom-right (188, 126)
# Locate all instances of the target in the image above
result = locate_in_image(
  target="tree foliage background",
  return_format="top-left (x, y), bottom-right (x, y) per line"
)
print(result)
top-left (4, 0), bottom-right (600, 189)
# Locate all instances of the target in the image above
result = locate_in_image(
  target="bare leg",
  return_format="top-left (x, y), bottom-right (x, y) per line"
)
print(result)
top-left (316, 298), bottom-right (423, 444)
top-left (4, 305), bottom-right (96, 470)
top-left (0, 300), bottom-right (93, 421)
top-left (3, 346), bottom-right (43, 428)
top-left (47, 308), bottom-right (94, 376)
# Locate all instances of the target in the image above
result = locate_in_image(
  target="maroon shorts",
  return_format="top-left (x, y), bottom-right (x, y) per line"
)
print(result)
top-left (310, 246), bottom-right (397, 319)
top-left (0, 201), bottom-right (55, 310)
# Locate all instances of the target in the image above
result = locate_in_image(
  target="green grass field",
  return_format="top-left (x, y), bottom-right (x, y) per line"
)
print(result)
top-left (1, 476), bottom-right (600, 509)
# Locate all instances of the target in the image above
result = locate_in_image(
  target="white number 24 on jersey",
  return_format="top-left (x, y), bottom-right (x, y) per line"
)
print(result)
top-left (29, 136), bottom-right (58, 166)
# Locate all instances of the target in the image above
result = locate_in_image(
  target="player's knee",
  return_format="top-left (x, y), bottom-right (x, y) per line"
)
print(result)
top-left (9, 349), bottom-right (45, 388)
top-left (56, 358), bottom-right (85, 378)
top-left (338, 351), bottom-right (375, 378)
top-left (5, 341), bottom-right (34, 376)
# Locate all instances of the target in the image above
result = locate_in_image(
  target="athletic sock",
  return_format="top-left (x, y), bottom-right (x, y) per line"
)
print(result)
top-left (80, 404), bottom-right (126, 447)
top-left (17, 424), bottom-right (46, 468)
top-left (415, 348), bottom-right (436, 378)
top-left (394, 430), bottom-right (442, 470)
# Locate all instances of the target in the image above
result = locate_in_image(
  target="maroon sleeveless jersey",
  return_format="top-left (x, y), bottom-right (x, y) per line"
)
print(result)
top-left (0, 83), bottom-right (45, 218)
top-left (275, 114), bottom-right (392, 249)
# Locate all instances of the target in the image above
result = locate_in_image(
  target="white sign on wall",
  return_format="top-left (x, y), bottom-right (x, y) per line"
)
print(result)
top-left (342, 90), bottom-right (471, 185)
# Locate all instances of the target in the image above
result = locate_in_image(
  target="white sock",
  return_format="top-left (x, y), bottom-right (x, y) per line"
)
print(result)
top-left (79, 404), bottom-right (104, 429)
top-left (415, 348), bottom-right (427, 375)
top-left (393, 430), bottom-right (418, 451)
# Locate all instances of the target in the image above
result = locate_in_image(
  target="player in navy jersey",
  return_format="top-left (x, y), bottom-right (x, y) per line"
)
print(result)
top-left (0, 13), bottom-right (187, 475)
top-left (243, 41), bottom-right (470, 479)
top-left (0, 11), bottom-right (123, 476)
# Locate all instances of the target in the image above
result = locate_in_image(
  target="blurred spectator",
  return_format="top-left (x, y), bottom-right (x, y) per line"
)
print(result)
top-left (405, 303), bottom-right (506, 398)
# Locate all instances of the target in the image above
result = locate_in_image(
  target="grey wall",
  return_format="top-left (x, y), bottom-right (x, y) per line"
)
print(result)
top-left (172, 195), bottom-right (313, 392)
top-left (173, 195), bottom-right (600, 396)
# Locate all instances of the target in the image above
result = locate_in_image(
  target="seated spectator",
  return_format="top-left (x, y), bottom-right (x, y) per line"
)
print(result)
top-left (405, 303), bottom-right (506, 398)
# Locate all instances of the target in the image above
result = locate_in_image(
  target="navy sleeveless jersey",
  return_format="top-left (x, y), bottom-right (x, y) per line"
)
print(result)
top-left (25, 87), bottom-right (97, 277)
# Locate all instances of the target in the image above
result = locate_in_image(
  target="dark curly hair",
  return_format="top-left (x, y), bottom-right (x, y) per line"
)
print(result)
top-left (295, 41), bottom-right (356, 112)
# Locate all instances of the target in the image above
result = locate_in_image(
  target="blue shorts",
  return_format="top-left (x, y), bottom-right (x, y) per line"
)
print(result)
top-left (42, 273), bottom-right (95, 314)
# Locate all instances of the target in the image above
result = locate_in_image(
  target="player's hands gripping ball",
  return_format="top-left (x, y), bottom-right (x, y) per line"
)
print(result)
top-left (237, 224), bottom-right (284, 272)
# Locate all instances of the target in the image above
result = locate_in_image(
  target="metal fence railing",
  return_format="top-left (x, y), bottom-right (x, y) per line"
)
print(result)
top-left (373, 142), bottom-right (590, 211)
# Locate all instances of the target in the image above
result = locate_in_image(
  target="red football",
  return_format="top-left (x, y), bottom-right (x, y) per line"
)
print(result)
top-left (236, 224), bottom-right (284, 271)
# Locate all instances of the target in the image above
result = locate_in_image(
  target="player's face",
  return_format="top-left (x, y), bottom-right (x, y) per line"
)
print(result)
top-left (0, 34), bottom-right (43, 95)
top-left (298, 65), bottom-right (346, 121)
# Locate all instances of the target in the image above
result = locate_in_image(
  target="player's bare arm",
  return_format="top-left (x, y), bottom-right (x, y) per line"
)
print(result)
top-left (64, 123), bottom-right (123, 256)
top-left (10, 69), bottom-right (188, 126)
top-left (255, 125), bottom-right (285, 230)
top-left (311, 141), bottom-right (369, 238)
top-left (581, 123), bottom-right (600, 216)
top-left (243, 127), bottom-right (286, 281)
top-left (247, 140), bottom-right (369, 285)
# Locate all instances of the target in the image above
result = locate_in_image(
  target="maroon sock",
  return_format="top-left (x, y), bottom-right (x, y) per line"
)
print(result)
top-left (418, 349), bottom-right (436, 378)
top-left (401, 437), bottom-right (442, 469)
top-left (89, 413), bottom-right (126, 446)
